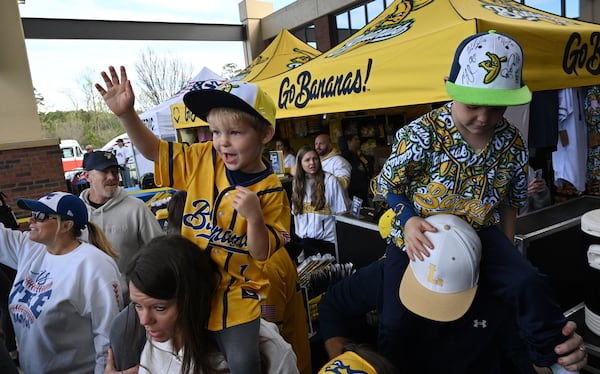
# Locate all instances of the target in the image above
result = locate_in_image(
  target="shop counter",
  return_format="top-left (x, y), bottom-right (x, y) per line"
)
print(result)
top-left (515, 196), bottom-right (600, 312)
top-left (334, 212), bottom-right (386, 268)
top-left (515, 196), bottom-right (600, 255)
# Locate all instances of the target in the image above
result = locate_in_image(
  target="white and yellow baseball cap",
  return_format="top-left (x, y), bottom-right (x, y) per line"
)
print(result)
top-left (399, 214), bottom-right (481, 322)
top-left (446, 30), bottom-right (531, 106)
top-left (183, 81), bottom-right (276, 127)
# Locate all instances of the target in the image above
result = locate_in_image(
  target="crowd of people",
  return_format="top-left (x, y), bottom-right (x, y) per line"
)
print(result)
top-left (0, 30), bottom-right (590, 374)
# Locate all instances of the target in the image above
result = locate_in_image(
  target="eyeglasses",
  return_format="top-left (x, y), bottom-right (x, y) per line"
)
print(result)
top-left (31, 211), bottom-right (58, 222)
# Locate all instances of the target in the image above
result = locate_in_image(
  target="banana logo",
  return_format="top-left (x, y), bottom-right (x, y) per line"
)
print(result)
top-left (479, 52), bottom-right (507, 84)
top-left (217, 82), bottom-right (239, 93)
top-left (326, 0), bottom-right (434, 58)
top-left (364, 0), bottom-right (413, 33)
top-left (439, 160), bottom-right (452, 176)
top-left (287, 48), bottom-right (320, 69)
top-left (396, 139), bottom-right (407, 154)
top-left (364, 0), bottom-right (432, 33)
top-left (440, 133), bottom-right (453, 148)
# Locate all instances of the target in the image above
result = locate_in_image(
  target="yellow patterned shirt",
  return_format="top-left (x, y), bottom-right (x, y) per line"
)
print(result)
top-left (377, 102), bottom-right (528, 247)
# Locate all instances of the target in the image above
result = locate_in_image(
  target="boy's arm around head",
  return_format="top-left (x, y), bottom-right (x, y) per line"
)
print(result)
top-left (96, 66), bottom-right (159, 161)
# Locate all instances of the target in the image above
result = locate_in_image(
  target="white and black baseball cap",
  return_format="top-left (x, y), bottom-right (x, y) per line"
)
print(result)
top-left (183, 81), bottom-right (276, 128)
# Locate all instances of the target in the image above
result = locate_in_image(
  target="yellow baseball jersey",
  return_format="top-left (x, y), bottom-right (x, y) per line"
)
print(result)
top-left (155, 140), bottom-right (291, 331)
top-left (262, 248), bottom-right (312, 374)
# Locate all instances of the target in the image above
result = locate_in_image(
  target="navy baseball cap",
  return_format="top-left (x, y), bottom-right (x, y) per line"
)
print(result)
top-left (18, 191), bottom-right (88, 229)
top-left (84, 151), bottom-right (121, 171)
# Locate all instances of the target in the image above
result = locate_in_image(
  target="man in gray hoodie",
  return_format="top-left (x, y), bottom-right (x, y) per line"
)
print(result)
top-left (80, 151), bottom-right (164, 274)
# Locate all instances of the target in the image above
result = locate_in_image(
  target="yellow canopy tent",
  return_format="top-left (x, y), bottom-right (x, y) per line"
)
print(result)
top-left (172, 29), bottom-right (321, 130)
top-left (255, 0), bottom-right (600, 119)
top-left (233, 29), bottom-right (321, 82)
top-left (159, 67), bottom-right (226, 130)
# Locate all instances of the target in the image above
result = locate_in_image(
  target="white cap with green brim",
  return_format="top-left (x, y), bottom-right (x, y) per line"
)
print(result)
top-left (446, 30), bottom-right (532, 107)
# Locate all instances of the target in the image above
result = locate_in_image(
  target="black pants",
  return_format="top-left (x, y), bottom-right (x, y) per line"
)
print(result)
top-left (0, 264), bottom-right (16, 353)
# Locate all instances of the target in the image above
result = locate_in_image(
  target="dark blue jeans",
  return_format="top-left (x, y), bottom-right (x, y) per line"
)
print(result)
top-left (379, 226), bottom-right (567, 368)
top-left (214, 318), bottom-right (261, 374)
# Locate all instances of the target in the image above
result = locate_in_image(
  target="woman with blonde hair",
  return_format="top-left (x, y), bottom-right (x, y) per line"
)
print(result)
top-left (291, 145), bottom-right (348, 258)
top-left (0, 191), bottom-right (122, 374)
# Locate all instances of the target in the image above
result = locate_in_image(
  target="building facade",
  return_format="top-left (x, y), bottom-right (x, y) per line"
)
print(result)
top-left (241, 0), bottom-right (600, 61)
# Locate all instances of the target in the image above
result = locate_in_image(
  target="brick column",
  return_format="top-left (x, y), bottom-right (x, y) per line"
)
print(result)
top-left (0, 140), bottom-right (67, 221)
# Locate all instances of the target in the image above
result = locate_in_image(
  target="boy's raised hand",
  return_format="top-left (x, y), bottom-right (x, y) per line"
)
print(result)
top-left (403, 216), bottom-right (437, 262)
top-left (95, 66), bottom-right (135, 117)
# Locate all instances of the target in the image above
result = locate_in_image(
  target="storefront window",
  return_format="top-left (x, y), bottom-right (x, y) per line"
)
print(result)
top-left (366, 0), bottom-right (385, 22)
top-left (336, 13), bottom-right (352, 43)
top-left (330, 0), bottom-right (580, 48)
top-left (333, 0), bottom-right (391, 44)
top-left (292, 24), bottom-right (317, 48)
top-left (349, 7), bottom-right (367, 32)
top-left (520, 0), bottom-right (579, 18)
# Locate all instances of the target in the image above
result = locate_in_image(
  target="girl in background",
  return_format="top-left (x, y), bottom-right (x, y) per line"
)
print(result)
top-left (291, 145), bottom-right (348, 258)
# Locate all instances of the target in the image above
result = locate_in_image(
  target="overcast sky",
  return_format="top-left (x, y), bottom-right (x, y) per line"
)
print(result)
top-left (18, 0), bottom-right (294, 111)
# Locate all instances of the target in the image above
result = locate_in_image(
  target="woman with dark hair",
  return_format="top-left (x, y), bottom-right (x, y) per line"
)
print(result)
top-left (128, 235), bottom-right (218, 374)
top-left (0, 191), bottom-right (122, 374)
top-left (275, 138), bottom-right (295, 169)
top-left (291, 145), bottom-right (348, 258)
top-left (106, 235), bottom-right (299, 374)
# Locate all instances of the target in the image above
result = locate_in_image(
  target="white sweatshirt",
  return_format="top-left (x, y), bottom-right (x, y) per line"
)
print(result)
top-left (0, 224), bottom-right (123, 374)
